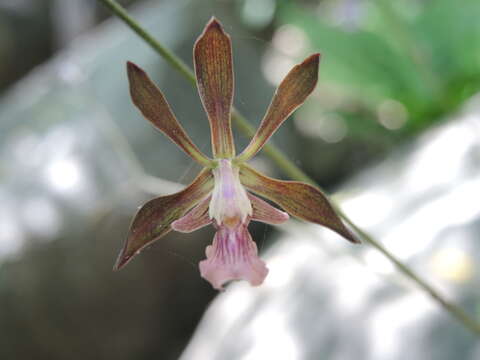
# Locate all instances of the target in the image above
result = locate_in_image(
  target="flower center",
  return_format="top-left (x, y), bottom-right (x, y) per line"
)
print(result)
top-left (209, 159), bottom-right (252, 227)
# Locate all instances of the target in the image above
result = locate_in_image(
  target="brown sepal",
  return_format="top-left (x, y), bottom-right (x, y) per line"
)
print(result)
top-left (127, 61), bottom-right (211, 166)
top-left (194, 17), bottom-right (235, 158)
top-left (238, 54), bottom-right (320, 161)
top-left (114, 168), bottom-right (214, 270)
top-left (240, 164), bottom-right (359, 243)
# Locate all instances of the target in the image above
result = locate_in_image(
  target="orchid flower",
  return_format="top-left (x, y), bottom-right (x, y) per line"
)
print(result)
top-left (115, 18), bottom-right (359, 290)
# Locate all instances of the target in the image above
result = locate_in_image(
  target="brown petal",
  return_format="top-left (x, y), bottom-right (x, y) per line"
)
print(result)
top-left (127, 62), bottom-right (212, 167)
top-left (171, 195), bottom-right (212, 233)
top-left (237, 54), bottom-right (320, 162)
top-left (249, 194), bottom-right (289, 225)
top-left (239, 164), bottom-right (359, 243)
top-left (114, 168), bottom-right (214, 270)
top-left (194, 18), bottom-right (235, 158)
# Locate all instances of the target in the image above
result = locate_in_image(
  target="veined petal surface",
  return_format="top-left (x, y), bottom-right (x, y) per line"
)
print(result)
top-left (239, 164), bottom-right (359, 243)
top-left (199, 223), bottom-right (268, 290)
top-left (238, 54), bottom-right (320, 161)
top-left (194, 18), bottom-right (235, 158)
top-left (127, 62), bottom-right (212, 166)
top-left (171, 195), bottom-right (212, 233)
top-left (115, 168), bottom-right (214, 270)
top-left (249, 194), bottom-right (289, 225)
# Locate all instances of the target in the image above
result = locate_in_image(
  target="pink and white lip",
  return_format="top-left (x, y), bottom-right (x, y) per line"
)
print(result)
top-left (199, 221), bottom-right (268, 290)
top-left (172, 158), bottom-right (288, 289)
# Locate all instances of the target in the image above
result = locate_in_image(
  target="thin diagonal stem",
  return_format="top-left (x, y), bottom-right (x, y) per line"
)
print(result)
top-left (98, 0), bottom-right (480, 336)
top-left (99, 0), bottom-right (196, 86)
top-left (337, 209), bottom-right (480, 336)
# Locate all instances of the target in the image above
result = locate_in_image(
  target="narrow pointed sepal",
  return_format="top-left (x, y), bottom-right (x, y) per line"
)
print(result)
top-left (239, 164), bottom-right (359, 243)
top-left (194, 18), bottom-right (235, 158)
top-left (171, 196), bottom-right (212, 233)
top-left (249, 194), bottom-right (289, 225)
top-left (127, 62), bottom-right (212, 167)
top-left (238, 54), bottom-right (320, 162)
top-left (115, 169), bottom-right (214, 270)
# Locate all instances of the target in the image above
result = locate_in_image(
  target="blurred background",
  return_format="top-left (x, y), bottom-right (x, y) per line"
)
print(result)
top-left (0, 0), bottom-right (479, 359)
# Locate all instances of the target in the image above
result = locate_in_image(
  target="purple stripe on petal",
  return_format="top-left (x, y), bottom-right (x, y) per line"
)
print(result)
top-left (199, 222), bottom-right (268, 290)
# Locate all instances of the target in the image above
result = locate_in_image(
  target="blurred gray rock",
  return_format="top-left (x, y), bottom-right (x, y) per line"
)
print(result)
top-left (181, 96), bottom-right (480, 360)
top-left (0, 1), bottom-right (274, 359)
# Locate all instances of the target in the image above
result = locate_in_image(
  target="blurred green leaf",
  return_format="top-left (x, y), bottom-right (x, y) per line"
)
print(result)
top-left (279, 0), bottom-right (480, 136)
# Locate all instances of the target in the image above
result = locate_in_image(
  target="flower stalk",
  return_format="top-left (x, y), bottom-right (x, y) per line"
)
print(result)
top-left (98, 0), bottom-right (480, 336)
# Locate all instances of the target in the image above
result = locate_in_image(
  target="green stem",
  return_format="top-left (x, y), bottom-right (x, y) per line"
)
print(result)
top-left (99, 0), bottom-right (196, 86)
top-left (98, 0), bottom-right (480, 337)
